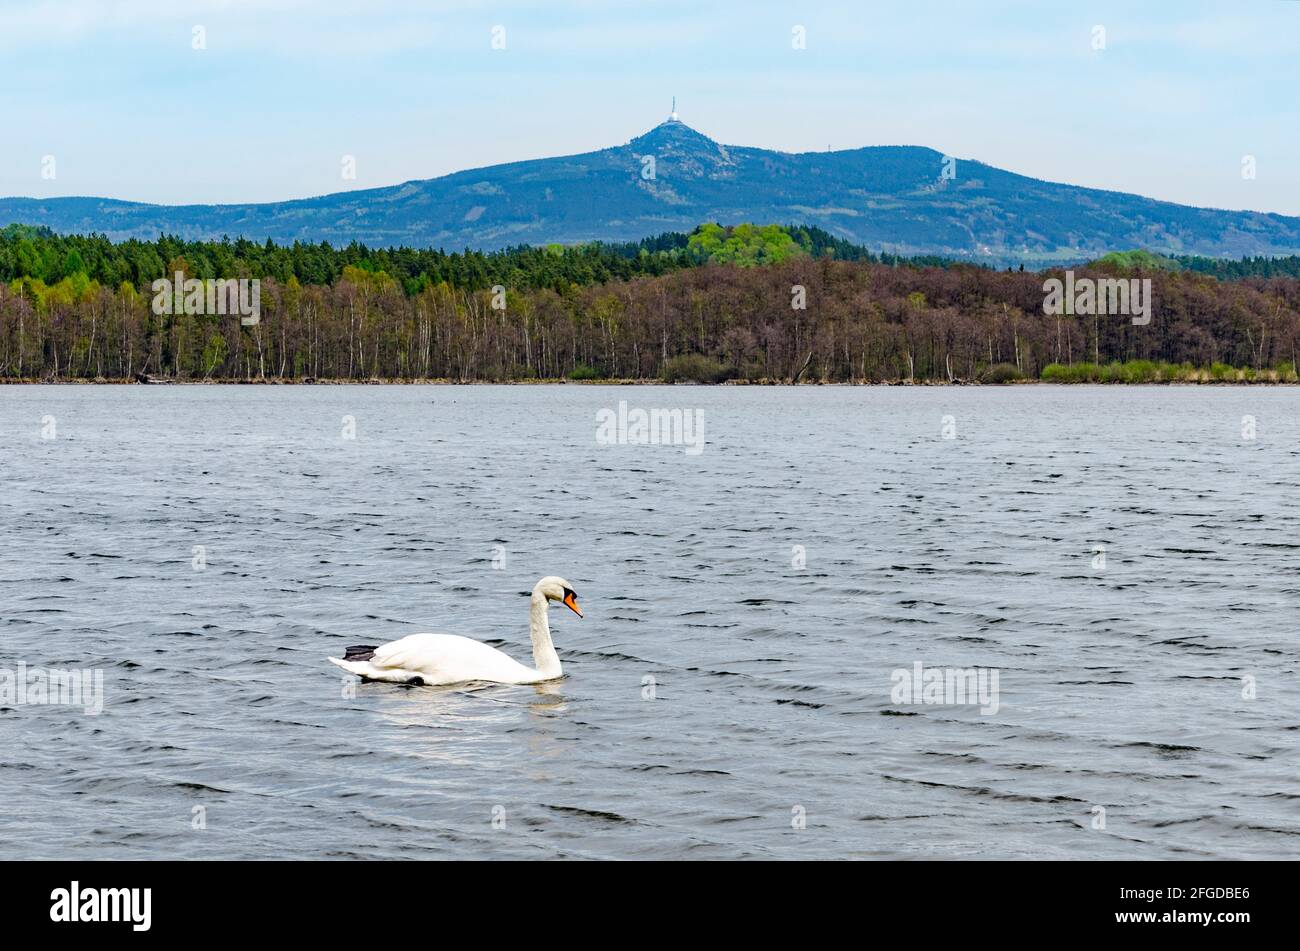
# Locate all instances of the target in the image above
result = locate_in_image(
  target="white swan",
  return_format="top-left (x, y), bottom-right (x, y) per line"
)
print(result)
top-left (327, 576), bottom-right (582, 686)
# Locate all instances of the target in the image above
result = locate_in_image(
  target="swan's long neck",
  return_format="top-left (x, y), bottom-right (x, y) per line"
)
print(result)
top-left (528, 590), bottom-right (563, 679)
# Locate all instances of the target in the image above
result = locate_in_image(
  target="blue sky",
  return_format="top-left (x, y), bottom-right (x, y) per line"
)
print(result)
top-left (2, 0), bottom-right (1296, 214)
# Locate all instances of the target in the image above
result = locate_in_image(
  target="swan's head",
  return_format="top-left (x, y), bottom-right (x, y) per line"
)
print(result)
top-left (536, 576), bottom-right (583, 618)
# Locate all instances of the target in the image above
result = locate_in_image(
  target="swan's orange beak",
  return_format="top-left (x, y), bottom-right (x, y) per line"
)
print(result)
top-left (563, 591), bottom-right (583, 618)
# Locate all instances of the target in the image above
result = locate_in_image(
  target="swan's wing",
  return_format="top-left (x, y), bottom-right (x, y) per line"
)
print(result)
top-left (369, 633), bottom-right (460, 670)
top-left (368, 633), bottom-right (533, 683)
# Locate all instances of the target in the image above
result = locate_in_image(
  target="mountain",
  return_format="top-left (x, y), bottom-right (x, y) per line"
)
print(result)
top-left (4, 117), bottom-right (1299, 261)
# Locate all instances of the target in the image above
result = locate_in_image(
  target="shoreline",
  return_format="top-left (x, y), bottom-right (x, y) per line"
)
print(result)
top-left (2, 377), bottom-right (1296, 387)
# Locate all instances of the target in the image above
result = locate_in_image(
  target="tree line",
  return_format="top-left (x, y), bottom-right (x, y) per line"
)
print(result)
top-left (3, 233), bottom-right (1298, 382)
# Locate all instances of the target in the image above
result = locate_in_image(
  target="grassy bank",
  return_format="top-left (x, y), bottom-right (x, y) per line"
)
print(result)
top-left (1039, 360), bottom-right (1299, 384)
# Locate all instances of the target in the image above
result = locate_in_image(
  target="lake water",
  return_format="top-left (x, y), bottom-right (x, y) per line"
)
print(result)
top-left (1, 384), bottom-right (1296, 859)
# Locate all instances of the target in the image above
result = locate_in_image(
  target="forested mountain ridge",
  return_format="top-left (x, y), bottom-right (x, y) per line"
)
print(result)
top-left (3, 118), bottom-right (1299, 261)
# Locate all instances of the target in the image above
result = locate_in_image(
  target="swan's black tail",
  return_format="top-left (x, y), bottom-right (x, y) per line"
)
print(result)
top-left (343, 645), bottom-right (377, 662)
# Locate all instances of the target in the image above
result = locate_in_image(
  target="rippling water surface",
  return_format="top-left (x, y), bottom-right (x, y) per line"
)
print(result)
top-left (2, 384), bottom-right (1297, 859)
